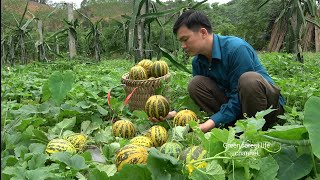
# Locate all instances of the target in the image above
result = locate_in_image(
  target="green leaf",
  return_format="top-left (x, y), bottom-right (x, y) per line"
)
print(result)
top-left (158, 46), bottom-right (192, 74)
top-left (14, 145), bottom-right (28, 159)
top-left (28, 154), bottom-right (47, 170)
top-left (111, 164), bottom-right (151, 180)
top-left (88, 169), bottom-right (110, 180)
top-left (253, 155), bottom-right (279, 180)
top-left (132, 110), bottom-right (148, 119)
top-left (25, 164), bottom-right (60, 180)
top-left (51, 152), bottom-right (88, 170)
top-left (267, 125), bottom-right (307, 140)
top-left (274, 146), bottom-right (312, 180)
top-left (171, 125), bottom-right (189, 141)
top-left (2, 166), bottom-right (27, 179)
top-left (29, 143), bottom-right (46, 154)
top-left (48, 70), bottom-right (75, 105)
top-left (97, 105), bottom-right (109, 116)
top-left (191, 160), bottom-right (225, 180)
top-left (80, 121), bottom-right (101, 135)
top-left (304, 96), bottom-right (320, 159)
top-left (93, 163), bottom-right (117, 177)
top-left (52, 117), bottom-right (76, 134)
top-left (32, 129), bottom-right (49, 144)
top-left (147, 148), bottom-right (184, 180)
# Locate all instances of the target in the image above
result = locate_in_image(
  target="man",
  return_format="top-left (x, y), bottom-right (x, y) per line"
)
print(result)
top-left (151, 10), bottom-right (284, 133)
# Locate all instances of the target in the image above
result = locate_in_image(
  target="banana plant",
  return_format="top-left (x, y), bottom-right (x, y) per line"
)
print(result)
top-left (34, 4), bottom-right (64, 62)
top-left (76, 10), bottom-right (103, 61)
top-left (2, 1), bottom-right (36, 65)
top-left (259, 0), bottom-right (319, 62)
top-left (112, 0), bottom-right (208, 63)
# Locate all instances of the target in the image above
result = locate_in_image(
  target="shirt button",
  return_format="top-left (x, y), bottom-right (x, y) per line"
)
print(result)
top-left (209, 68), bottom-right (211, 70)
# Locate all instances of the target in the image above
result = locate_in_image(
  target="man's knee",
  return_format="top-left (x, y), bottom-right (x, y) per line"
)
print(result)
top-left (188, 75), bottom-right (206, 94)
top-left (238, 72), bottom-right (262, 88)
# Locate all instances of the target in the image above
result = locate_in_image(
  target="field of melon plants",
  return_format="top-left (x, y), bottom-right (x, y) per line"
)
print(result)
top-left (1, 52), bottom-right (320, 180)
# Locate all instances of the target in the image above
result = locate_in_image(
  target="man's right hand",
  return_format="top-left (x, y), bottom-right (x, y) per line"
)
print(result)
top-left (149, 111), bottom-right (177, 123)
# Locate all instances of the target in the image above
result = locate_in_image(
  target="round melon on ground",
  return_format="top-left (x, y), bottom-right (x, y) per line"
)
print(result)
top-left (115, 144), bottom-right (148, 171)
top-left (145, 125), bottom-right (168, 147)
top-left (112, 119), bottom-right (136, 139)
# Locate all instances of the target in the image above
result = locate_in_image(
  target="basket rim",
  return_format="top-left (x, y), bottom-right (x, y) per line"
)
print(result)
top-left (121, 72), bottom-right (170, 83)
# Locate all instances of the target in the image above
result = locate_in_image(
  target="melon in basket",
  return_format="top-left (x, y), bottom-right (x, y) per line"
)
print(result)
top-left (150, 60), bottom-right (169, 78)
top-left (129, 65), bottom-right (148, 80)
top-left (138, 59), bottom-right (153, 77)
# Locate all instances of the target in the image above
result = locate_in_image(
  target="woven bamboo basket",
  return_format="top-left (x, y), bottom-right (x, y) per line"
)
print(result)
top-left (121, 73), bottom-right (170, 111)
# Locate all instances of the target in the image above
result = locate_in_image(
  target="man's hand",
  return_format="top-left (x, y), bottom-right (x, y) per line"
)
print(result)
top-left (199, 119), bottom-right (215, 133)
top-left (149, 111), bottom-right (177, 123)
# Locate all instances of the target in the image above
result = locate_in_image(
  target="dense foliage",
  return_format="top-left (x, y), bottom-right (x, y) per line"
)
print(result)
top-left (1, 52), bottom-right (320, 179)
top-left (1, 0), bottom-right (290, 64)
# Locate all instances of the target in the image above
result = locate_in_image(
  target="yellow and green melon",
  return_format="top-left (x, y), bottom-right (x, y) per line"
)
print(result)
top-left (115, 144), bottom-right (148, 171)
top-left (145, 95), bottom-right (170, 119)
top-left (137, 59), bottom-right (153, 76)
top-left (112, 119), bottom-right (136, 139)
top-left (129, 65), bottom-right (148, 80)
top-left (130, 136), bottom-right (153, 148)
top-left (45, 139), bottom-right (76, 154)
top-left (160, 142), bottom-right (184, 158)
top-left (179, 146), bottom-right (207, 163)
top-left (146, 125), bottom-right (168, 147)
top-left (150, 60), bottom-right (169, 78)
top-left (173, 110), bottom-right (198, 126)
top-left (64, 133), bottom-right (87, 152)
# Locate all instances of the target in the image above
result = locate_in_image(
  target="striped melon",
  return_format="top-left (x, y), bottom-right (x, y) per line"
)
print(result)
top-left (137, 59), bottom-right (153, 76)
top-left (179, 146), bottom-right (207, 163)
top-left (130, 136), bottom-right (153, 148)
top-left (112, 120), bottom-right (136, 139)
top-left (115, 144), bottom-right (148, 171)
top-left (64, 133), bottom-right (87, 152)
top-left (45, 139), bottom-right (76, 154)
top-left (160, 142), bottom-right (183, 158)
top-left (129, 65), bottom-right (148, 80)
top-left (150, 60), bottom-right (169, 78)
top-left (146, 125), bottom-right (168, 147)
top-left (173, 110), bottom-right (198, 126)
top-left (145, 95), bottom-right (170, 119)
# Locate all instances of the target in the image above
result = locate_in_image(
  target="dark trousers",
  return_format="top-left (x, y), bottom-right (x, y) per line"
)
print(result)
top-left (188, 72), bottom-right (284, 130)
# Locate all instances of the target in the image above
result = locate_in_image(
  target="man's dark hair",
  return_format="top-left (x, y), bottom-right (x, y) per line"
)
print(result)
top-left (173, 10), bottom-right (212, 34)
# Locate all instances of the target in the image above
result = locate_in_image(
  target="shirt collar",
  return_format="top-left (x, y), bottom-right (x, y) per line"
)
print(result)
top-left (212, 34), bottom-right (222, 62)
top-left (196, 34), bottom-right (222, 64)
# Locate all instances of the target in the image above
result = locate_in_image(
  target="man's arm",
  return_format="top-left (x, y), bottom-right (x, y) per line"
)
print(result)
top-left (200, 45), bottom-right (257, 132)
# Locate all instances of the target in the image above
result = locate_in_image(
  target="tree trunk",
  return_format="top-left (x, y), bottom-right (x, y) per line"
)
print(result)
top-left (268, 20), bottom-right (287, 52)
top-left (37, 20), bottom-right (47, 62)
top-left (94, 32), bottom-right (100, 61)
top-left (67, 3), bottom-right (76, 59)
top-left (301, 21), bottom-right (314, 51)
top-left (20, 35), bottom-right (27, 64)
top-left (1, 27), bottom-right (5, 66)
top-left (9, 36), bottom-right (15, 66)
top-left (55, 35), bottom-right (60, 55)
top-left (316, 6), bottom-right (320, 52)
top-left (136, 1), bottom-right (146, 62)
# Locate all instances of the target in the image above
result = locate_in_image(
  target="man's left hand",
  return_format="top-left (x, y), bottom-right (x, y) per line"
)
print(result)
top-left (199, 119), bottom-right (215, 133)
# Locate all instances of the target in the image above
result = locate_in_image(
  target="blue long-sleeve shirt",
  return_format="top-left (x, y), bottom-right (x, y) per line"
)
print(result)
top-left (192, 34), bottom-right (285, 127)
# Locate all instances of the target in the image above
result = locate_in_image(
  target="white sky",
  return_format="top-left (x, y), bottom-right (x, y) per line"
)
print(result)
top-left (49, 0), bottom-right (231, 9)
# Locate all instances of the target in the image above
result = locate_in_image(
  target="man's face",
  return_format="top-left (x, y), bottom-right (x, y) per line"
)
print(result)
top-left (177, 25), bottom-right (204, 56)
